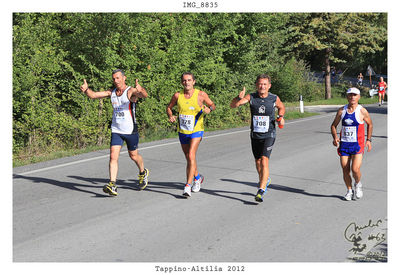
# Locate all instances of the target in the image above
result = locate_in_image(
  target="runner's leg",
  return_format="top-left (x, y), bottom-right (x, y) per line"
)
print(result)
top-left (255, 158), bottom-right (262, 184)
top-left (351, 154), bottom-right (363, 183)
top-left (259, 156), bottom-right (270, 190)
top-left (128, 149), bottom-right (144, 173)
top-left (181, 137), bottom-right (201, 185)
top-left (109, 145), bottom-right (122, 182)
top-left (340, 155), bottom-right (352, 190)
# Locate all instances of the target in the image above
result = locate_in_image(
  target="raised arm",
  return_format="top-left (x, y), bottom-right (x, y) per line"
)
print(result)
top-left (80, 79), bottom-right (111, 99)
top-left (230, 87), bottom-right (250, 108)
top-left (128, 79), bottom-right (148, 102)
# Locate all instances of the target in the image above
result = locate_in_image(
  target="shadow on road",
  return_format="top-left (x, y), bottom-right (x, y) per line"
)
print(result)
top-left (119, 179), bottom-right (189, 199)
top-left (220, 178), bottom-right (344, 200)
top-left (14, 173), bottom-right (343, 201)
top-left (69, 175), bottom-right (189, 199)
top-left (200, 187), bottom-right (258, 205)
top-left (13, 174), bottom-right (109, 198)
top-left (14, 174), bottom-right (187, 199)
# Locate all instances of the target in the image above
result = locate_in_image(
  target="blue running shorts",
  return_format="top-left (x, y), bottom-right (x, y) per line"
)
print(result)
top-left (110, 132), bottom-right (139, 151)
top-left (179, 131), bottom-right (204, 145)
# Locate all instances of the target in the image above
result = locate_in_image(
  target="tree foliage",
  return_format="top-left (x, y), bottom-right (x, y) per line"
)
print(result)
top-left (12, 13), bottom-right (387, 159)
top-left (284, 13), bottom-right (387, 98)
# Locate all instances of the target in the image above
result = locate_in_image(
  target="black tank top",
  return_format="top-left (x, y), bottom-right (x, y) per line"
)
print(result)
top-left (250, 92), bottom-right (277, 139)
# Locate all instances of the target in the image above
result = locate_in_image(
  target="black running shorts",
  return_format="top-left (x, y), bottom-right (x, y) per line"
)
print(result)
top-left (251, 137), bottom-right (275, 159)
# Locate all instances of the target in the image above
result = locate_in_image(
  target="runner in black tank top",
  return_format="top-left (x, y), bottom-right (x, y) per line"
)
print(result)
top-left (230, 74), bottom-right (285, 202)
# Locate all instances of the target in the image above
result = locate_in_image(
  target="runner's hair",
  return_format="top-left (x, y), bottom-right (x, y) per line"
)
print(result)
top-left (181, 72), bottom-right (196, 81)
top-left (255, 74), bottom-right (271, 84)
top-left (112, 69), bottom-right (125, 76)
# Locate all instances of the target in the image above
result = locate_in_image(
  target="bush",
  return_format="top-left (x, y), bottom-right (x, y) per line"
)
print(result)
top-left (269, 58), bottom-right (322, 102)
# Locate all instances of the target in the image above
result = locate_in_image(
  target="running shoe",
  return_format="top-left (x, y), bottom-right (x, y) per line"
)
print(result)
top-left (354, 182), bottom-right (363, 199)
top-left (192, 174), bottom-right (204, 192)
top-left (255, 189), bottom-right (265, 202)
top-left (138, 168), bottom-right (149, 190)
top-left (255, 177), bottom-right (271, 202)
top-left (103, 181), bottom-right (118, 196)
top-left (344, 189), bottom-right (353, 201)
top-left (183, 184), bottom-right (192, 197)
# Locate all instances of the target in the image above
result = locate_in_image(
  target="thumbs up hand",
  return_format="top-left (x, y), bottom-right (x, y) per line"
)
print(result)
top-left (135, 79), bottom-right (143, 91)
top-left (80, 79), bottom-right (88, 93)
top-left (238, 86), bottom-right (246, 99)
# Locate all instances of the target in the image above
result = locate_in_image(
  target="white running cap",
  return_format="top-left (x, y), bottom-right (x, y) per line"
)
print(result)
top-left (347, 87), bottom-right (360, 95)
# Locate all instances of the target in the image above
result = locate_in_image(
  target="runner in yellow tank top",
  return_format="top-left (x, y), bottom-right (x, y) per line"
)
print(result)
top-left (167, 72), bottom-right (216, 197)
top-left (177, 88), bottom-right (205, 134)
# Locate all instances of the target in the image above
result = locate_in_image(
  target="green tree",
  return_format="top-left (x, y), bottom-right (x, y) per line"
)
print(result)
top-left (285, 13), bottom-right (387, 98)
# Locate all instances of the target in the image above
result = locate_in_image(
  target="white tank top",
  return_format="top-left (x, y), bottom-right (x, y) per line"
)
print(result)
top-left (110, 86), bottom-right (137, 134)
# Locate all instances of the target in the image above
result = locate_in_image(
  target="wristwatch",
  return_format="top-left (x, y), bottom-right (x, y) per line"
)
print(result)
top-left (366, 138), bottom-right (372, 142)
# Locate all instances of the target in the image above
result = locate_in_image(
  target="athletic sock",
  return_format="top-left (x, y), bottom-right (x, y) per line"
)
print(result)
top-left (195, 174), bottom-right (201, 180)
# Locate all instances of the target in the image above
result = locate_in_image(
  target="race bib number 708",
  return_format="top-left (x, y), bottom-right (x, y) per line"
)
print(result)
top-left (253, 115), bottom-right (269, 133)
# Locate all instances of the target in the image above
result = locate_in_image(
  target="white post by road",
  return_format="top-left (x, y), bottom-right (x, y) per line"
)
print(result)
top-left (299, 95), bottom-right (304, 113)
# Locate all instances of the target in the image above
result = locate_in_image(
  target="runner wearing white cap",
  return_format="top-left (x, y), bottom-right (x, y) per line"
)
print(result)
top-left (330, 87), bottom-right (373, 201)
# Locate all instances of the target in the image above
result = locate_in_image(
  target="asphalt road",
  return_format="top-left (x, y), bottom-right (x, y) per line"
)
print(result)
top-left (13, 104), bottom-right (387, 264)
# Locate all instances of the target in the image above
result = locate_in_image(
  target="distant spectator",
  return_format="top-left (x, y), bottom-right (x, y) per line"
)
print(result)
top-left (331, 67), bottom-right (336, 83)
top-left (357, 73), bottom-right (363, 86)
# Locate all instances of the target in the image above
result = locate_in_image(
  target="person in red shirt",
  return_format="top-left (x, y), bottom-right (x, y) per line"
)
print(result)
top-left (377, 77), bottom-right (387, 106)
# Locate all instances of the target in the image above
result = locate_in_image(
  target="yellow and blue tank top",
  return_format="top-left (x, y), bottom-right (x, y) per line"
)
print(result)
top-left (177, 89), bottom-right (204, 134)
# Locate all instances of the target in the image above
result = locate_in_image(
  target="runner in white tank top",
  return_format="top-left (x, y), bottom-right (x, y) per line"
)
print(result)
top-left (80, 69), bottom-right (149, 196)
top-left (111, 86), bottom-right (137, 134)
